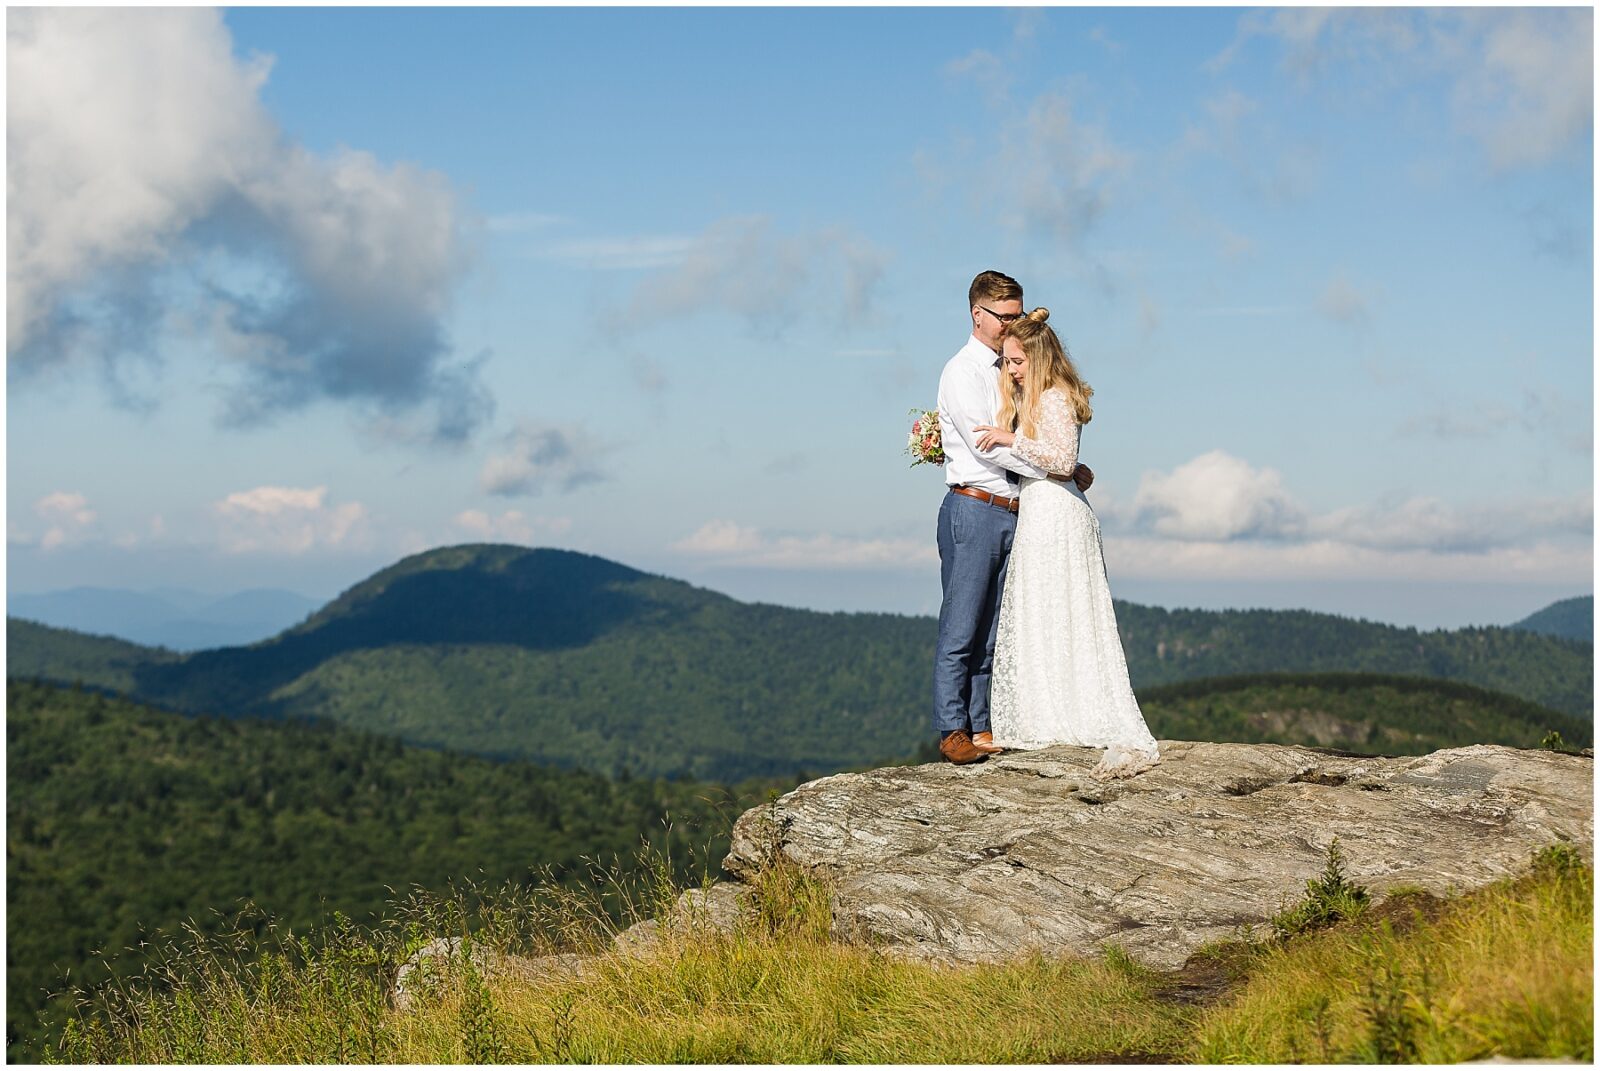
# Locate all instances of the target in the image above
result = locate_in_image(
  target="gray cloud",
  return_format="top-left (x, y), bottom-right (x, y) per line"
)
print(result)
top-left (1210, 9), bottom-right (1592, 171)
top-left (1521, 200), bottom-right (1587, 264)
top-left (479, 421), bottom-right (609, 497)
top-left (8, 8), bottom-right (486, 443)
top-left (998, 93), bottom-right (1132, 247)
top-left (627, 353), bottom-right (669, 394)
top-left (1172, 87), bottom-right (1322, 206)
top-left (1399, 389), bottom-right (1592, 456)
top-left (1316, 275), bottom-right (1373, 326)
top-left (618, 215), bottom-right (889, 336)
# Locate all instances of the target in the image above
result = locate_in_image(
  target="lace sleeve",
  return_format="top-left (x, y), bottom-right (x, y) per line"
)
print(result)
top-left (1013, 389), bottom-right (1079, 476)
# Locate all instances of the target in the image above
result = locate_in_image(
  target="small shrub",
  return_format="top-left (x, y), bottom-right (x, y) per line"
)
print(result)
top-left (1532, 842), bottom-right (1584, 878)
top-left (457, 954), bottom-right (507, 1064)
top-left (1358, 946), bottom-right (1437, 1063)
top-left (744, 856), bottom-right (833, 942)
top-left (1272, 838), bottom-right (1371, 940)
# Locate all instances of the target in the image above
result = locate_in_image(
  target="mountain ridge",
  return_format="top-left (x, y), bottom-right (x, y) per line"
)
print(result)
top-left (8, 585), bottom-right (322, 651)
top-left (7, 545), bottom-right (1591, 781)
top-left (1510, 594), bottom-right (1593, 643)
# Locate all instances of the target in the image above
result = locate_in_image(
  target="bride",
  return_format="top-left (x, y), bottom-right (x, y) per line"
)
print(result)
top-left (973, 308), bottom-right (1160, 779)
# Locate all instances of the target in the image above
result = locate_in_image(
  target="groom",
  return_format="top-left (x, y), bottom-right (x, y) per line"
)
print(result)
top-left (933, 270), bottom-right (1094, 764)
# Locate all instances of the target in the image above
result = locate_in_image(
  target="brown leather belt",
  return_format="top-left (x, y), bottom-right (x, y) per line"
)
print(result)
top-left (951, 485), bottom-right (1020, 513)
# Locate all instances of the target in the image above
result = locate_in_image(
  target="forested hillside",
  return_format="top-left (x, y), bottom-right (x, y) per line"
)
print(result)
top-left (1137, 672), bottom-right (1589, 753)
top-left (5, 679), bottom-right (804, 1061)
top-left (7, 618), bottom-right (180, 692)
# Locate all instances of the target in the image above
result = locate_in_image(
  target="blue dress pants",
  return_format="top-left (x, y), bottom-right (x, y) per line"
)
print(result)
top-left (933, 489), bottom-right (1016, 735)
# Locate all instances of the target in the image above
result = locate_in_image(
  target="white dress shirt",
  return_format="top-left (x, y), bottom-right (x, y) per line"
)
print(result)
top-left (937, 334), bottom-right (1046, 495)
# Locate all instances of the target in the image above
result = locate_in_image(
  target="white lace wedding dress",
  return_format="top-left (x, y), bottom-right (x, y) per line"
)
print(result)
top-left (990, 387), bottom-right (1160, 778)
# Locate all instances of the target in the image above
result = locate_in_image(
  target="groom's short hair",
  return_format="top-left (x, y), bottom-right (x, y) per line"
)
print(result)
top-left (969, 270), bottom-right (1023, 309)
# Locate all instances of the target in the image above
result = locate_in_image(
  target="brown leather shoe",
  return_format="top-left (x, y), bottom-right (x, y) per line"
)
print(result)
top-left (939, 730), bottom-right (986, 765)
top-left (971, 731), bottom-right (1004, 754)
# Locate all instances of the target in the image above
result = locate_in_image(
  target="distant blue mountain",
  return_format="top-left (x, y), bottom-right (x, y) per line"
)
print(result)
top-left (7, 586), bottom-right (323, 652)
top-left (1510, 595), bottom-right (1593, 644)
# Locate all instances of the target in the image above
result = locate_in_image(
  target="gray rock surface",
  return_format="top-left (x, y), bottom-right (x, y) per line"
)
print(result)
top-left (723, 741), bottom-right (1593, 970)
top-left (391, 884), bottom-right (751, 1007)
top-left (613, 882), bottom-right (748, 957)
top-left (391, 936), bottom-right (585, 1010)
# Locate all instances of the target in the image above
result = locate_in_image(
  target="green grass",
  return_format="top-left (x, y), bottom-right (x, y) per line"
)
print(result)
top-left (48, 842), bottom-right (1592, 1064)
top-left (1190, 844), bottom-right (1593, 1063)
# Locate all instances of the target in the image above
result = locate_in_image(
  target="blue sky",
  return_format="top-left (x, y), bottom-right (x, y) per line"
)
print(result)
top-left (7, 6), bottom-right (1593, 629)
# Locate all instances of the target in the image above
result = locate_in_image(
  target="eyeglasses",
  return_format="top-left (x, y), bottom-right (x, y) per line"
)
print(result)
top-left (977, 305), bottom-right (1023, 325)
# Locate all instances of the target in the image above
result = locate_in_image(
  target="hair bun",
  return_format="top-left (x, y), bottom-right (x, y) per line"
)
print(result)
top-left (1028, 307), bottom-right (1050, 323)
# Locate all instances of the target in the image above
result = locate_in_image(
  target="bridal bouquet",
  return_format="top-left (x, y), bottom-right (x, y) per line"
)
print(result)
top-left (906, 408), bottom-right (945, 467)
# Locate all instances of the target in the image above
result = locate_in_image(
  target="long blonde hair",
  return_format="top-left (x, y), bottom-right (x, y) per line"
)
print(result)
top-left (995, 307), bottom-right (1093, 437)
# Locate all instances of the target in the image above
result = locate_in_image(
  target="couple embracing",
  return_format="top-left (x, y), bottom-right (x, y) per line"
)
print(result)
top-left (933, 270), bottom-right (1159, 779)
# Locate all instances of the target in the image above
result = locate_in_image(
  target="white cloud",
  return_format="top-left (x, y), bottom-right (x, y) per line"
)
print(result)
top-left (672, 520), bottom-right (937, 570)
top-left (8, 8), bottom-right (485, 441)
top-left (1178, 89), bottom-right (1258, 157)
top-left (33, 491), bottom-right (98, 551)
top-left (674, 520), bottom-right (765, 556)
top-left (35, 492), bottom-right (96, 526)
top-left (1104, 534), bottom-right (1591, 586)
top-left (1107, 448), bottom-right (1593, 563)
top-left (1088, 25), bottom-right (1124, 57)
top-left (213, 484), bottom-right (369, 554)
top-left (1308, 493), bottom-right (1593, 555)
top-left (1457, 10), bottom-right (1593, 170)
top-left (943, 48), bottom-right (1008, 102)
top-left (480, 421), bottom-right (607, 497)
top-left (1126, 451), bottom-right (1306, 542)
top-left (485, 211), bottom-right (565, 234)
top-left (944, 10), bottom-right (1043, 104)
top-left (453, 509), bottom-right (571, 544)
top-left (1209, 9), bottom-right (1417, 82)
top-left (1194, 304), bottom-right (1293, 317)
top-left (537, 235), bottom-right (697, 271)
top-left (7, 8), bottom-right (271, 355)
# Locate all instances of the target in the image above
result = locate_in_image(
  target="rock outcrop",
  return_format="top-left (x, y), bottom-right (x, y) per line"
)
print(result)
top-left (391, 936), bottom-right (586, 1010)
top-left (723, 741), bottom-right (1593, 970)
